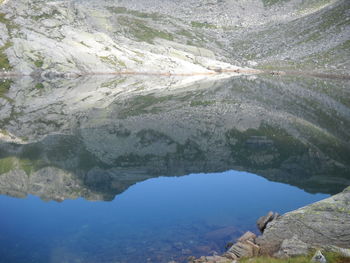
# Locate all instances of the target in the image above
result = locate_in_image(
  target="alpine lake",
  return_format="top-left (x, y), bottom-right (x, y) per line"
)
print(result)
top-left (0, 74), bottom-right (349, 263)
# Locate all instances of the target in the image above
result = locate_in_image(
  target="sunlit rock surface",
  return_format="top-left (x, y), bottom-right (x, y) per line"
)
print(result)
top-left (257, 186), bottom-right (350, 255)
top-left (0, 0), bottom-right (349, 75)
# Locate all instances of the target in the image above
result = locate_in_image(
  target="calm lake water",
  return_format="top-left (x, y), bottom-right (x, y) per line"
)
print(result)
top-left (0, 75), bottom-right (349, 262)
top-left (0, 171), bottom-right (328, 263)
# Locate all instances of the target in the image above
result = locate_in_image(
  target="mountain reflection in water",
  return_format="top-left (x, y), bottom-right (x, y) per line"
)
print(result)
top-left (0, 171), bottom-right (328, 263)
top-left (0, 74), bottom-right (349, 262)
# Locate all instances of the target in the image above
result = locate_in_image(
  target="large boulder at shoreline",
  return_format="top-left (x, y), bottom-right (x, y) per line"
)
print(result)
top-left (257, 211), bottom-right (279, 233)
top-left (256, 186), bottom-right (350, 256)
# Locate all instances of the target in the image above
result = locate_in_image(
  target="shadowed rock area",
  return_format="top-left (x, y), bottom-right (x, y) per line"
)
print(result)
top-left (1, 75), bottom-right (349, 201)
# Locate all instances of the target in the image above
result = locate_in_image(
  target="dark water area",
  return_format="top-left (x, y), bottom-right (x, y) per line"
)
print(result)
top-left (0, 75), bottom-right (350, 262)
top-left (0, 171), bottom-right (328, 263)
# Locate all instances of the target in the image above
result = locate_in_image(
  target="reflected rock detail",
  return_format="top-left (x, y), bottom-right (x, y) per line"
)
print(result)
top-left (0, 75), bottom-right (350, 200)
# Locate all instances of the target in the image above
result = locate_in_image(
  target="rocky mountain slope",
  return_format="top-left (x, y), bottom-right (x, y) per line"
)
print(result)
top-left (0, 0), bottom-right (241, 76)
top-left (0, 0), bottom-right (349, 75)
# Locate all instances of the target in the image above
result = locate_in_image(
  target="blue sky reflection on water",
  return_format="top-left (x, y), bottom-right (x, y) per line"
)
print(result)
top-left (0, 170), bottom-right (329, 263)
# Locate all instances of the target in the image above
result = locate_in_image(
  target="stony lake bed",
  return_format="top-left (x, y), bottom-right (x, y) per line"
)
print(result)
top-left (1, 0), bottom-right (350, 262)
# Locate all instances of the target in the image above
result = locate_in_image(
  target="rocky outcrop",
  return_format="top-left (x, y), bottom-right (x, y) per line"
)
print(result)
top-left (191, 187), bottom-right (350, 262)
top-left (256, 211), bottom-right (279, 233)
top-left (224, 231), bottom-right (259, 260)
top-left (256, 186), bottom-right (350, 256)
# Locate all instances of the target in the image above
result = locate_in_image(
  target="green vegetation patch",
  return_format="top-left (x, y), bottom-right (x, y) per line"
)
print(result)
top-left (0, 43), bottom-right (12, 70)
top-left (261, 0), bottom-right (290, 7)
top-left (0, 156), bottom-right (46, 175)
top-left (190, 100), bottom-right (215, 107)
top-left (0, 13), bottom-right (17, 70)
top-left (0, 13), bottom-right (18, 31)
top-left (101, 78), bottom-right (126, 88)
top-left (100, 55), bottom-right (126, 68)
top-left (34, 60), bottom-right (43, 68)
top-left (31, 9), bottom-right (60, 21)
top-left (35, 83), bottom-right (44, 89)
top-left (118, 94), bottom-right (173, 118)
top-left (191, 21), bottom-right (217, 29)
top-left (225, 124), bottom-right (306, 168)
top-left (0, 157), bottom-right (15, 174)
top-left (0, 79), bottom-right (13, 99)
top-left (117, 16), bottom-right (174, 44)
top-left (176, 29), bottom-right (193, 39)
top-left (240, 251), bottom-right (350, 263)
top-left (316, 2), bottom-right (350, 31)
top-left (108, 6), bottom-right (161, 20)
top-left (298, 0), bottom-right (332, 13)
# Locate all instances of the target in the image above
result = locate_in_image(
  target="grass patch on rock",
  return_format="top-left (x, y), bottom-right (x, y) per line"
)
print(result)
top-left (118, 94), bottom-right (173, 118)
top-left (0, 13), bottom-right (16, 70)
top-left (34, 60), bottom-right (44, 68)
top-left (190, 100), bottom-right (215, 107)
top-left (240, 251), bottom-right (350, 263)
top-left (0, 155), bottom-right (47, 176)
top-left (0, 43), bottom-right (12, 70)
top-left (117, 16), bottom-right (173, 44)
top-left (108, 6), bottom-right (161, 20)
top-left (0, 79), bottom-right (12, 99)
top-left (35, 83), bottom-right (44, 89)
top-left (100, 55), bottom-right (126, 68)
top-left (191, 21), bottom-right (217, 29)
top-left (0, 157), bottom-right (15, 174)
top-left (261, 0), bottom-right (290, 7)
top-left (0, 13), bottom-right (18, 31)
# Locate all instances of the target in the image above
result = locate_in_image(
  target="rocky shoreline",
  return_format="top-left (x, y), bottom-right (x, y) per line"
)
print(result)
top-left (189, 186), bottom-right (350, 263)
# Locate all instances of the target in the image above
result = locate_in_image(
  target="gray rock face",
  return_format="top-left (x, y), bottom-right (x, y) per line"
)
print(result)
top-left (0, 0), bottom-right (349, 75)
top-left (227, 239), bottom-right (259, 259)
top-left (256, 186), bottom-right (350, 255)
top-left (257, 211), bottom-right (279, 233)
top-left (0, 0), bottom-right (248, 76)
top-left (274, 235), bottom-right (311, 258)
